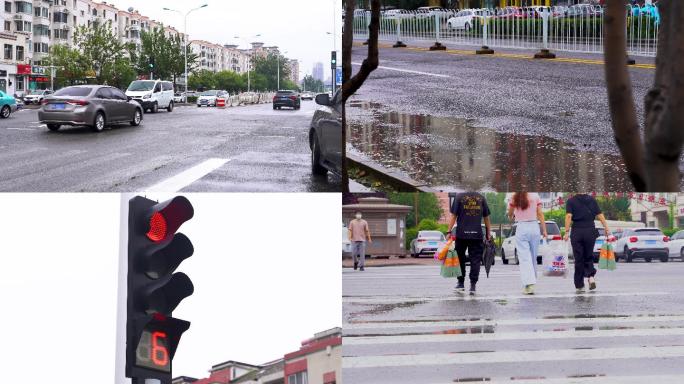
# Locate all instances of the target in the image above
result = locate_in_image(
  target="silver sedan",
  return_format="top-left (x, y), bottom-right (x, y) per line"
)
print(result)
top-left (39, 85), bottom-right (144, 132)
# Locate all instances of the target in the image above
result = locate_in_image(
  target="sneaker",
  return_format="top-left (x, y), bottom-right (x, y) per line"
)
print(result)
top-left (576, 287), bottom-right (586, 294)
top-left (455, 281), bottom-right (465, 291)
top-left (359, 266), bottom-right (365, 271)
top-left (523, 285), bottom-right (535, 295)
top-left (469, 283), bottom-right (477, 295)
top-left (354, 262), bottom-right (358, 271)
top-left (588, 277), bottom-right (597, 291)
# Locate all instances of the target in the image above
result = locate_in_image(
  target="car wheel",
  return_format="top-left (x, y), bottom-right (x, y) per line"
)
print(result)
top-left (273, 105), bottom-right (277, 110)
top-left (92, 112), bottom-right (105, 132)
top-left (501, 250), bottom-right (509, 265)
top-left (167, 101), bottom-right (174, 112)
top-left (681, 247), bottom-right (684, 260)
top-left (311, 135), bottom-right (328, 176)
top-left (197, 105), bottom-right (201, 108)
top-left (645, 257), bottom-right (652, 263)
top-left (661, 255), bottom-right (669, 262)
top-left (47, 123), bottom-right (61, 131)
top-left (0, 105), bottom-right (10, 118)
top-left (514, 250), bottom-right (520, 265)
top-left (151, 102), bottom-right (158, 113)
top-left (130, 109), bottom-right (142, 126)
top-left (624, 246), bottom-right (633, 262)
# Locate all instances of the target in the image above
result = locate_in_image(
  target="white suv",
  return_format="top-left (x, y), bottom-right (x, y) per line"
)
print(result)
top-left (126, 80), bottom-right (175, 113)
top-left (615, 227), bottom-right (669, 262)
top-left (501, 221), bottom-right (563, 265)
top-left (410, 230), bottom-right (446, 258)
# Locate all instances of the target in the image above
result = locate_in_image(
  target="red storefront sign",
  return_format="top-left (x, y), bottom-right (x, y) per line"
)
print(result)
top-left (17, 64), bottom-right (31, 75)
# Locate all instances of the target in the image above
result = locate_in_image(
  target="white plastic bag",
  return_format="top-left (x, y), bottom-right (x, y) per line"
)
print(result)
top-left (542, 239), bottom-right (569, 277)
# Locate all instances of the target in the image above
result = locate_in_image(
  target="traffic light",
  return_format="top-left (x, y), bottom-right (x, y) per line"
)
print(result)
top-left (126, 196), bottom-right (195, 383)
top-left (331, 50), bottom-right (337, 70)
top-left (149, 57), bottom-right (155, 70)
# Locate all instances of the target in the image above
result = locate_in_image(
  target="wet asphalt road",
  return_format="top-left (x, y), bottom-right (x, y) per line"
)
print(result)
top-left (343, 262), bottom-right (684, 383)
top-left (0, 102), bottom-right (340, 192)
top-left (346, 42), bottom-right (680, 191)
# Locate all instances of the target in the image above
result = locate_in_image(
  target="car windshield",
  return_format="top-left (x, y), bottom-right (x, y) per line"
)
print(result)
top-left (420, 231), bottom-right (444, 239)
top-left (127, 81), bottom-right (156, 92)
top-left (54, 87), bottom-right (92, 97)
top-left (201, 90), bottom-right (218, 96)
top-left (635, 229), bottom-right (664, 236)
top-left (29, 90), bottom-right (45, 95)
top-left (544, 223), bottom-right (561, 235)
top-left (277, 91), bottom-right (294, 95)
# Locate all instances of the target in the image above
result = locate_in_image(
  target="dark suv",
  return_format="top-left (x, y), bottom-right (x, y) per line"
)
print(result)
top-left (309, 91), bottom-right (341, 176)
top-left (273, 90), bottom-right (301, 110)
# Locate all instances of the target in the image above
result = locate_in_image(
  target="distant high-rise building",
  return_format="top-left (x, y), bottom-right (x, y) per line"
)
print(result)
top-left (288, 60), bottom-right (300, 83)
top-left (313, 62), bottom-right (325, 82)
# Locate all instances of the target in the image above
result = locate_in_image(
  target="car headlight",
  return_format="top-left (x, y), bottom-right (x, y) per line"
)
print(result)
top-left (142, 94), bottom-right (151, 99)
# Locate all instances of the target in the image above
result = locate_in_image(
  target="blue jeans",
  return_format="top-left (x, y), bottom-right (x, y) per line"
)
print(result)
top-left (353, 241), bottom-right (366, 267)
top-left (515, 221), bottom-right (540, 287)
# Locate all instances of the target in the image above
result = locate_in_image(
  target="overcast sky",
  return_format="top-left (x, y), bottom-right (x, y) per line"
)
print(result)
top-left (113, 0), bottom-right (342, 80)
top-left (0, 193), bottom-right (341, 382)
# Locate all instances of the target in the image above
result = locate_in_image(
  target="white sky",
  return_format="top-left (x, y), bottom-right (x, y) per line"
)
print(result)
top-left (112, 0), bottom-right (342, 80)
top-left (0, 193), bottom-right (341, 382)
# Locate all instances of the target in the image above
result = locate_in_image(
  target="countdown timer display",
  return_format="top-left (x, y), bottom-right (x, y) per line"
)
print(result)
top-left (135, 327), bottom-right (171, 372)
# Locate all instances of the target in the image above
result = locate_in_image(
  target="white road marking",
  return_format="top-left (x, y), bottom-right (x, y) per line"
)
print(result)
top-left (351, 62), bottom-right (450, 78)
top-left (145, 158), bottom-right (230, 193)
top-left (423, 375), bottom-right (684, 384)
top-left (342, 345), bottom-right (684, 368)
top-left (344, 327), bottom-right (684, 345)
top-left (343, 291), bottom-right (668, 304)
top-left (6, 127), bottom-right (37, 131)
top-left (344, 314), bottom-right (684, 330)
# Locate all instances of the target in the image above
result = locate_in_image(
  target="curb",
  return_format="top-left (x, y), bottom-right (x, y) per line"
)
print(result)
top-left (346, 153), bottom-right (437, 192)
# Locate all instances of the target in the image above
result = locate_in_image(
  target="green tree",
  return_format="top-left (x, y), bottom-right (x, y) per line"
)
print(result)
top-left (244, 72), bottom-right (269, 92)
top-left (73, 21), bottom-right (129, 85)
top-left (102, 58), bottom-right (137, 90)
top-left (44, 44), bottom-right (89, 88)
top-left (387, 193), bottom-right (442, 228)
top-left (302, 75), bottom-right (325, 93)
top-left (545, 208), bottom-right (567, 230)
top-left (596, 197), bottom-right (632, 221)
top-left (188, 70), bottom-right (217, 91)
top-left (483, 193), bottom-right (508, 225)
top-left (215, 70), bottom-right (245, 94)
top-left (252, 52), bottom-right (291, 91)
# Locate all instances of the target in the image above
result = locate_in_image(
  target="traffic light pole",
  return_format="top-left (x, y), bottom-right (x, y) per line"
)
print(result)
top-left (116, 193), bottom-right (134, 384)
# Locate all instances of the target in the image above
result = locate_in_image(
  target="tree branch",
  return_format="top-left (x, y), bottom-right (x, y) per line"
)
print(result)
top-left (341, 0), bottom-right (380, 104)
top-left (604, 0), bottom-right (647, 191)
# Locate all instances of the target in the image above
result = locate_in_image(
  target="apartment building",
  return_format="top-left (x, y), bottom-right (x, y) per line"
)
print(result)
top-left (190, 40), bottom-right (255, 75)
top-left (288, 59), bottom-right (299, 83)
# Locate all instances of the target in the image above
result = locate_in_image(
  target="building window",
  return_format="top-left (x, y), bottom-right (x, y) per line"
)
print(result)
top-left (15, 1), bottom-right (32, 14)
top-left (54, 12), bottom-right (68, 23)
top-left (16, 45), bottom-right (23, 61)
top-left (4, 44), bottom-right (12, 60)
top-left (4, 20), bottom-right (10, 31)
top-left (14, 20), bottom-right (31, 32)
top-left (17, 75), bottom-right (24, 91)
top-left (4, 1), bottom-right (10, 13)
top-left (288, 372), bottom-right (308, 384)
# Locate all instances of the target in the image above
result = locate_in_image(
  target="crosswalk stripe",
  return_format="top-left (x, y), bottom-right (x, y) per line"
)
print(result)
top-left (145, 158), bottom-right (230, 192)
top-left (344, 291), bottom-right (668, 304)
top-left (344, 327), bottom-right (684, 345)
top-left (344, 314), bottom-right (684, 331)
top-left (342, 345), bottom-right (684, 369)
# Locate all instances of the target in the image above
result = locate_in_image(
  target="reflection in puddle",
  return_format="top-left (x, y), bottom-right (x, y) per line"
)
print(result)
top-left (347, 102), bottom-right (633, 191)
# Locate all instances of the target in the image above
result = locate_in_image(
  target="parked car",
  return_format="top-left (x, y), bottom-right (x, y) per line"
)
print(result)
top-left (125, 80), bottom-right (174, 113)
top-left (38, 85), bottom-right (143, 132)
top-left (301, 92), bottom-right (314, 100)
top-left (173, 92), bottom-right (187, 103)
top-left (501, 221), bottom-right (563, 265)
top-left (309, 91), bottom-right (341, 177)
top-left (273, 90), bottom-right (301, 110)
top-left (447, 9), bottom-right (492, 31)
top-left (410, 230), bottom-right (446, 258)
top-left (383, 9), bottom-right (410, 20)
top-left (23, 89), bottom-right (53, 105)
top-left (196, 90), bottom-right (228, 107)
top-left (667, 230), bottom-right (684, 260)
top-left (590, 220), bottom-right (645, 262)
top-left (614, 227), bottom-right (669, 262)
top-left (566, 4), bottom-right (600, 18)
top-left (0, 90), bottom-right (18, 118)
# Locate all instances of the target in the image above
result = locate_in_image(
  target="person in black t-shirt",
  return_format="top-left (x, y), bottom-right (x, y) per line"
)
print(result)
top-left (564, 194), bottom-right (612, 293)
top-left (449, 192), bottom-right (492, 295)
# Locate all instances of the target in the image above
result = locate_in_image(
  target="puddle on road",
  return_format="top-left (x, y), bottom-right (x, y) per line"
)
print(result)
top-left (347, 102), bottom-right (633, 191)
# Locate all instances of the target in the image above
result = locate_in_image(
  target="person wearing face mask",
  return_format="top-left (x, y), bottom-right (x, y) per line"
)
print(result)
top-left (349, 211), bottom-right (372, 271)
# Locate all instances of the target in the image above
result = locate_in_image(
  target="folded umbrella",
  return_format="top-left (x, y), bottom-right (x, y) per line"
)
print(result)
top-left (483, 238), bottom-right (496, 278)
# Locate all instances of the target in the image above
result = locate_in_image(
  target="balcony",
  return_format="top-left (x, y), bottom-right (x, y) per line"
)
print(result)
top-left (129, 24), bottom-right (140, 32)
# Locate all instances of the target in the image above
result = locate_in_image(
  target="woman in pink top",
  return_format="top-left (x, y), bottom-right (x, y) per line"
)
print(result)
top-left (507, 192), bottom-right (548, 295)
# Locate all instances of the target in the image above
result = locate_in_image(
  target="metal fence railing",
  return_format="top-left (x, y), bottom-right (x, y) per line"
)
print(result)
top-left (351, 5), bottom-right (659, 57)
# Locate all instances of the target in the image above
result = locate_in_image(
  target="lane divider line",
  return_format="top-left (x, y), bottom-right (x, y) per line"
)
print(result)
top-left (343, 291), bottom-right (668, 304)
top-left (351, 62), bottom-right (450, 78)
top-left (146, 158), bottom-right (230, 193)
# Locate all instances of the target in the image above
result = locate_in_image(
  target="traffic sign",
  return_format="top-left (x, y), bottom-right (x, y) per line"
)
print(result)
top-left (336, 67), bottom-right (342, 86)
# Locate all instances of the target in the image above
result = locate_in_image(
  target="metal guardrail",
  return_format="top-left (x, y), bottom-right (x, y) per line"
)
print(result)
top-left (352, 5), bottom-right (659, 57)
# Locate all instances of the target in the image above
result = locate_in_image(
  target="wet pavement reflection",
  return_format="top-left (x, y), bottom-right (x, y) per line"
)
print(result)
top-left (347, 102), bottom-right (634, 191)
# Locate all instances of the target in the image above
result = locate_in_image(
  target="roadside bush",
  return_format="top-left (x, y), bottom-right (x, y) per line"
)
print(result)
top-left (662, 228), bottom-right (680, 238)
top-left (187, 96), bottom-right (198, 104)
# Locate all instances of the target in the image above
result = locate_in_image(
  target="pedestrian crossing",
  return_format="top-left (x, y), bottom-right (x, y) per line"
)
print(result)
top-left (343, 265), bottom-right (684, 384)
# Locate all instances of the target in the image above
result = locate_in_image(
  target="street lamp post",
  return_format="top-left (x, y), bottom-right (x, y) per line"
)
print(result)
top-left (163, 4), bottom-right (208, 96)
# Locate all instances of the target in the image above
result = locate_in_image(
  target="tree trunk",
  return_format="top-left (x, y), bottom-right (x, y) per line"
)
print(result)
top-left (643, 0), bottom-right (683, 191)
top-left (604, 0), bottom-right (647, 191)
top-left (341, 0), bottom-right (380, 193)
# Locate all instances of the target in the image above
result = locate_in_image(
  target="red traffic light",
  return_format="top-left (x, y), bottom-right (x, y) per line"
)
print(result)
top-left (145, 197), bottom-right (194, 243)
